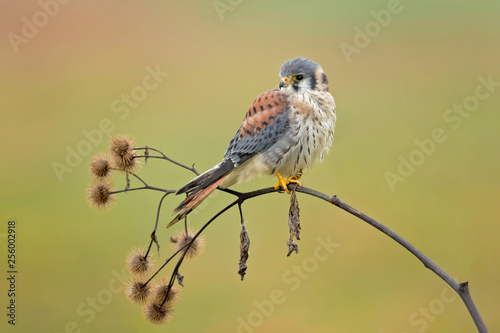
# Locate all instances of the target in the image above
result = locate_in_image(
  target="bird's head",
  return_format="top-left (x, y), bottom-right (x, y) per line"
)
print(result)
top-left (278, 57), bottom-right (329, 94)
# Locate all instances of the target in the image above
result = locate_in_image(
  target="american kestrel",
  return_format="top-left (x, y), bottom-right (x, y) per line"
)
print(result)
top-left (169, 57), bottom-right (336, 226)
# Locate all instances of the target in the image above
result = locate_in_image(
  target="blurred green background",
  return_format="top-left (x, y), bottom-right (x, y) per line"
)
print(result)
top-left (1, 0), bottom-right (499, 332)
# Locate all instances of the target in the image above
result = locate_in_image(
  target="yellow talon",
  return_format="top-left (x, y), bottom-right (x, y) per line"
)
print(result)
top-left (274, 172), bottom-right (302, 194)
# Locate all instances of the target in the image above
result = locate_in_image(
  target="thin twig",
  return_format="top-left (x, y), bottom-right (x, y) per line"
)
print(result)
top-left (133, 147), bottom-right (199, 175)
top-left (145, 192), bottom-right (170, 257)
top-left (111, 186), bottom-right (172, 194)
top-left (163, 201), bottom-right (241, 299)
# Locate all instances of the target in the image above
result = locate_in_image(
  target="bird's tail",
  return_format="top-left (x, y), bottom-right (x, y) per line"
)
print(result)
top-left (168, 160), bottom-right (234, 228)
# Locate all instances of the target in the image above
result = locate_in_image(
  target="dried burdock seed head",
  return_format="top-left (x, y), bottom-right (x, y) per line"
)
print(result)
top-left (126, 247), bottom-right (154, 276)
top-left (109, 134), bottom-right (138, 172)
top-left (89, 153), bottom-right (112, 179)
top-left (142, 303), bottom-right (173, 325)
top-left (86, 181), bottom-right (115, 210)
top-left (170, 228), bottom-right (206, 259)
top-left (125, 279), bottom-right (152, 304)
top-left (152, 279), bottom-right (180, 305)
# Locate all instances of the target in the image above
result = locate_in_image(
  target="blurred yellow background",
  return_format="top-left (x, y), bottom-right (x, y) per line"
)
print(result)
top-left (1, 0), bottom-right (499, 332)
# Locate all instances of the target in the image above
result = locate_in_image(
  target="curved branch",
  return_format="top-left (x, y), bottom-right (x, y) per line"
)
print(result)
top-left (293, 186), bottom-right (487, 332)
top-left (209, 184), bottom-right (488, 332)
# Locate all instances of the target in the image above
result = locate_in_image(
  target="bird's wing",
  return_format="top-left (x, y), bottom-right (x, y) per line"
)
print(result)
top-left (176, 89), bottom-right (289, 195)
top-left (170, 89), bottom-right (291, 226)
top-left (224, 89), bottom-right (290, 166)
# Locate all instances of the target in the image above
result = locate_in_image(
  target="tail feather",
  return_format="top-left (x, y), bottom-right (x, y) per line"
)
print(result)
top-left (176, 159), bottom-right (235, 195)
top-left (168, 173), bottom-right (230, 228)
top-left (175, 168), bottom-right (214, 195)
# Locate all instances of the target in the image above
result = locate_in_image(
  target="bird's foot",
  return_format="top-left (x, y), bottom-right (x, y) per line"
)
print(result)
top-left (274, 172), bottom-right (302, 194)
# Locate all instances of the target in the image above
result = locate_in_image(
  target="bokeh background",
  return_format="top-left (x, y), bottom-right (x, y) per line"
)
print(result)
top-left (1, 0), bottom-right (499, 332)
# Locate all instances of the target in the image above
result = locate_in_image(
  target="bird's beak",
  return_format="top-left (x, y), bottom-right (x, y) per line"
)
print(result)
top-left (279, 77), bottom-right (290, 89)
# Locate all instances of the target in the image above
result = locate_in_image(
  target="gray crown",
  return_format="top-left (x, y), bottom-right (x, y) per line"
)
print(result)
top-left (279, 57), bottom-right (320, 78)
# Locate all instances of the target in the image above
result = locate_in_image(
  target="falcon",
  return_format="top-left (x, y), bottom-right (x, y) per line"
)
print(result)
top-left (169, 57), bottom-right (336, 227)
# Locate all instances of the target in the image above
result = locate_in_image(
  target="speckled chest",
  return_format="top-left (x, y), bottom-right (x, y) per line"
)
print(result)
top-left (273, 91), bottom-right (336, 175)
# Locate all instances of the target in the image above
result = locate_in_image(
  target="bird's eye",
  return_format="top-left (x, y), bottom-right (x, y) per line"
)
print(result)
top-left (294, 74), bottom-right (304, 81)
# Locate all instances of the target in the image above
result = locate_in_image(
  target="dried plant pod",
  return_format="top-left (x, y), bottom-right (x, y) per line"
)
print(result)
top-left (287, 189), bottom-right (301, 256)
top-left (86, 180), bottom-right (115, 210)
top-left (142, 303), bottom-right (173, 325)
top-left (152, 279), bottom-right (180, 305)
top-left (89, 153), bottom-right (112, 179)
top-left (170, 228), bottom-right (206, 259)
top-left (126, 247), bottom-right (154, 276)
top-left (238, 223), bottom-right (250, 280)
top-left (109, 134), bottom-right (138, 172)
top-left (125, 279), bottom-right (152, 304)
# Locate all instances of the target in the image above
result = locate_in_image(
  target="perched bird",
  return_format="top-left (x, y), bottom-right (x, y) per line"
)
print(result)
top-left (169, 57), bottom-right (336, 227)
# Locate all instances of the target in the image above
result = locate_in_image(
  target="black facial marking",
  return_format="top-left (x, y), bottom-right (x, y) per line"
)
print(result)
top-left (309, 75), bottom-right (317, 91)
top-left (322, 72), bottom-right (328, 85)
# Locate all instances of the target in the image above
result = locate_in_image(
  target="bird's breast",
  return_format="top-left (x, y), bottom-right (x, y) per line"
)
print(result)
top-left (268, 92), bottom-right (336, 177)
